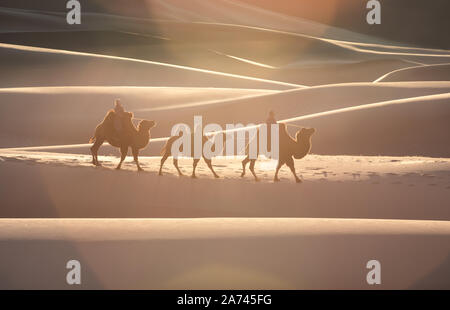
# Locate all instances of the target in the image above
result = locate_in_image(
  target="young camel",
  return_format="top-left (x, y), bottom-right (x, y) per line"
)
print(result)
top-left (159, 133), bottom-right (220, 178)
top-left (241, 123), bottom-right (315, 183)
top-left (89, 110), bottom-right (156, 171)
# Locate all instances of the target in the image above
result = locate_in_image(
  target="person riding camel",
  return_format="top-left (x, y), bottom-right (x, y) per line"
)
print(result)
top-left (113, 99), bottom-right (126, 134)
top-left (266, 110), bottom-right (277, 125)
top-left (266, 110), bottom-right (277, 152)
top-left (100, 99), bottom-right (134, 144)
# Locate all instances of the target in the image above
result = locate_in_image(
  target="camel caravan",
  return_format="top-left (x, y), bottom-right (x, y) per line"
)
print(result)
top-left (90, 100), bottom-right (315, 183)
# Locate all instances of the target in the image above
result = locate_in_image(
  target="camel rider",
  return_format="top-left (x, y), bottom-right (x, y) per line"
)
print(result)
top-left (266, 110), bottom-right (277, 153)
top-left (108, 98), bottom-right (134, 144)
top-left (113, 99), bottom-right (126, 133)
top-left (266, 110), bottom-right (276, 125)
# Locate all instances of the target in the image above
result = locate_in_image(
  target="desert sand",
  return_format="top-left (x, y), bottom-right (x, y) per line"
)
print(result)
top-left (375, 63), bottom-right (450, 83)
top-left (1, 218), bottom-right (449, 289)
top-left (0, 151), bottom-right (449, 220)
top-left (0, 1), bottom-right (449, 290)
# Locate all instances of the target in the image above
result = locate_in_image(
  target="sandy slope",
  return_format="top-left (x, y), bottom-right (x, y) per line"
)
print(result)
top-left (0, 152), bottom-right (449, 220)
top-left (0, 218), bottom-right (449, 289)
top-left (1, 82), bottom-right (449, 157)
top-left (146, 89), bottom-right (450, 157)
top-left (1, 1), bottom-right (449, 291)
top-left (0, 85), bottom-right (279, 147)
top-left (375, 63), bottom-right (450, 83)
top-left (0, 43), bottom-right (301, 89)
top-left (3, 0), bottom-right (449, 51)
top-left (0, 6), bottom-right (71, 32)
top-left (145, 0), bottom-right (375, 43)
top-left (0, 3), bottom-right (392, 44)
top-left (1, 7), bottom-right (449, 86)
top-left (0, 29), bottom-right (420, 86)
top-left (0, 151), bottom-right (449, 289)
top-left (283, 93), bottom-right (450, 156)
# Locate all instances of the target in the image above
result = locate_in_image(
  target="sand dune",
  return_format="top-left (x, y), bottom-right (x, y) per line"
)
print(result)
top-left (1, 152), bottom-right (449, 220)
top-left (145, 84), bottom-right (450, 157)
top-left (0, 85), bottom-right (278, 147)
top-left (193, 21), bottom-right (450, 59)
top-left (0, 7), bottom-right (73, 32)
top-left (0, 43), bottom-right (301, 89)
top-left (375, 63), bottom-right (450, 83)
top-left (1, 7), bottom-right (449, 86)
top-left (1, 1), bottom-right (449, 291)
top-left (3, 0), bottom-right (449, 51)
top-left (271, 59), bottom-right (417, 85)
top-left (146, 0), bottom-right (376, 43)
top-left (175, 82), bottom-right (450, 124)
top-left (4, 218), bottom-right (450, 241)
top-left (240, 0), bottom-right (450, 49)
top-left (0, 29), bottom-right (417, 86)
top-left (0, 3), bottom-right (389, 44)
top-left (0, 218), bottom-right (449, 289)
top-left (2, 82), bottom-right (449, 157)
top-left (286, 93), bottom-right (450, 157)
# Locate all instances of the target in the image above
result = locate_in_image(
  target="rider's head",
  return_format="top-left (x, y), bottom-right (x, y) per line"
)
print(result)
top-left (114, 99), bottom-right (124, 114)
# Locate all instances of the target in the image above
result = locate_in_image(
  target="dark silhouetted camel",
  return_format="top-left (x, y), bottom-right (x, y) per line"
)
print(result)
top-left (159, 133), bottom-right (220, 178)
top-left (89, 110), bottom-right (156, 171)
top-left (241, 123), bottom-right (315, 183)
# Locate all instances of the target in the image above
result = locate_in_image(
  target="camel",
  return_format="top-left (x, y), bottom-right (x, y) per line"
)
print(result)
top-left (159, 133), bottom-right (220, 178)
top-left (241, 123), bottom-right (315, 183)
top-left (89, 110), bottom-right (156, 171)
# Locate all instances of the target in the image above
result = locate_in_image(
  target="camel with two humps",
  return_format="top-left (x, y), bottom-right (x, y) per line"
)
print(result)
top-left (241, 123), bottom-right (315, 183)
top-left (89, 110), bottom-right (156, 171)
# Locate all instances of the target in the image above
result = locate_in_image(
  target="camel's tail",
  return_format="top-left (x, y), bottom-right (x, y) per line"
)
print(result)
top-left (89, 136), bottom-right (96, 143)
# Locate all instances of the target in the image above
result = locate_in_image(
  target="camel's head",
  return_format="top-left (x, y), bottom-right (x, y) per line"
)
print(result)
top-left (138, 120), bottom-right (156, 131)
top-left (293, 127), bottom-right (315, 159)
top-left (295, 127), bottom-right (316, 141)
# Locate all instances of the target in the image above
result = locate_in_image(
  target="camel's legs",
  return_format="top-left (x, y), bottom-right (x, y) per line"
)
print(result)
top-left (274, 160), bottom-right (284, 182)
top-left (158, 152), bottom-right (169, 176)
top-left (241, 156), bottom-right (250, 177)
top-left (173, 158), bottom-right (184, 176)
top-left (132, 148), bottom-right (144, 172)
top-left (116, 145), bottom-right (128, 170)
top-left (204, 157), bottom-right (219, 178)
top-left (286, 157), bottom-right (301, 183)
top-left (192, 158), bottom-right (200, 178)
top-left (249, 159), bottom-right (259, 181)
top-left (90, 138), bottom-right (104, 166)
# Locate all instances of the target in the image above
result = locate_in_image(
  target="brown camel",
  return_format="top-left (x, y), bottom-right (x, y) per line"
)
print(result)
top-left (159, 133), bottom-right (220, 178)
top-left (241, 123), bottom-right (315, 183)
top-left (89, 110), bottom-right (156, 171)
